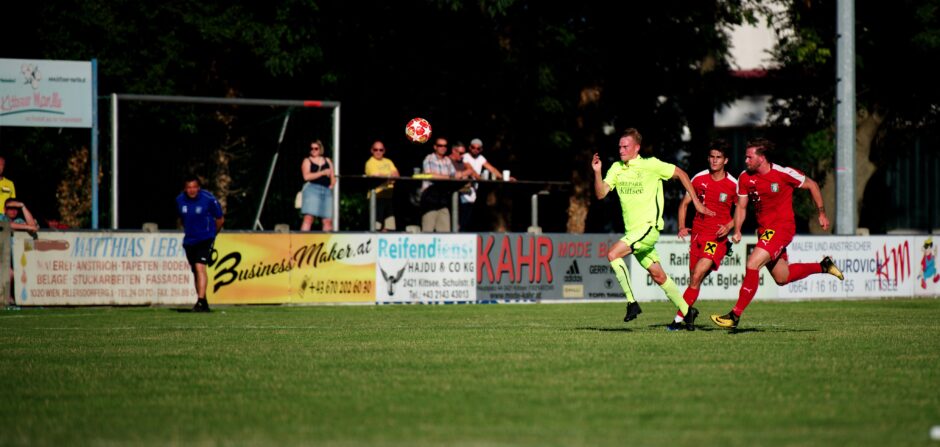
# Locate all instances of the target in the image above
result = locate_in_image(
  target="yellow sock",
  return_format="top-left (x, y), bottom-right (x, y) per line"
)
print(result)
top-left (610, 258), bottom-right (635, 303)
top-left (659, 276), bottom-right (689, 316)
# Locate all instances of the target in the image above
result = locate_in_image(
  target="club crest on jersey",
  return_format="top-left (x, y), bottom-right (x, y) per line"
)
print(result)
top-left (195, 206), bottom-right (203, 214)
top-left (770, 183), bottom-right (779, 192)
top-left (760, 229), bottom-right (775, 241)
top-left (704, 241), bottom-right (718, 254)
top-left (718, 193), bottom-right (728, 203)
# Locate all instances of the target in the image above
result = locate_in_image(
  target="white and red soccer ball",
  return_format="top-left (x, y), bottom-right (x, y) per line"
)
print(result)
top-left (405, 117), bottom-right (432, 144)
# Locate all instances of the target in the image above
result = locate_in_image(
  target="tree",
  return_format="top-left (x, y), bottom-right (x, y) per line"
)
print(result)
top-left (5, 0), bottom-right (775, 231)
top-left (766, 0), bottom-right (940, 233)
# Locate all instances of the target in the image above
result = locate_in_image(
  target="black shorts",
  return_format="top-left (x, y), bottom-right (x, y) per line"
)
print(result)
top-left (183, 238), bottom-right (215, 270)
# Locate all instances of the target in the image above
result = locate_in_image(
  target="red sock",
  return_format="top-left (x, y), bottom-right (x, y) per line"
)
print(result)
top-left (786, 263), bottom-right (820, 284)
top-left (683, 287), bottom-right (699, 305)
top-left (676, 288), bottom-right (700, 318)
top-left (732, 269), bottom-right (760, 316)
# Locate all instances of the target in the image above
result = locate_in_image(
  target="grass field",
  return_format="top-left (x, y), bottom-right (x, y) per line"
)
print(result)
top-left (2, 299), bottom-right (939, 446)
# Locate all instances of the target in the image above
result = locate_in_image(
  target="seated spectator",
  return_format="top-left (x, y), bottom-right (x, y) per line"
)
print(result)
top-left (364, 140), bottom-right (399, 231)
top-left (449, 142), bottom-right (479, 231)
top-left (420, 137), bottom-right (471, 232)
top-left (464, 138), bottom-right (514, 181)
top-left (0, 200), bottom-right (38, 232)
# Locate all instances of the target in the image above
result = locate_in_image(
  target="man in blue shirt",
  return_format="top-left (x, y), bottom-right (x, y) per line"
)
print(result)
top-left (176, 176), bottom-right (224, 312)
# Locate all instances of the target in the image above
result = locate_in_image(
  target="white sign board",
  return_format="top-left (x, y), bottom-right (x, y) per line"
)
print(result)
top-left (780, 236), bottom-right (922, 299)
top-left (0, 58), bottom-right (93, 128)
top-left (13, 231), bottom-right (195, 306)
top-left (375, 234), bottom-right (476, 303)
top-left (630, 235), bottom-right (779, 301)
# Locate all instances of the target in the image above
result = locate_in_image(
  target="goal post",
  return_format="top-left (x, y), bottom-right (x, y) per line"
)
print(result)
top-left (109, 94), bottom-right (342, 230)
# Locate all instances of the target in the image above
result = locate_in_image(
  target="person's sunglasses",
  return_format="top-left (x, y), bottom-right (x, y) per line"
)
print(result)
top-left (372, 148), bottom-right (385, 152)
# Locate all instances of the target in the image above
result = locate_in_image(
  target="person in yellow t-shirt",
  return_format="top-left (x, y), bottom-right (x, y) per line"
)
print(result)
top-left (0, 156), bottom-right (16, 208)
top-left (364, 140), bottom-right (399, 231)
top-left (592, 128), bottom-right (714, 330)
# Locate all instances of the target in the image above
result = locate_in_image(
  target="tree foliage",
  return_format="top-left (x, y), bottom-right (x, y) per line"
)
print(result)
top-left (5, 0), bottom-right (782, 231)
top-left (766, 0), bottom-right (940, 232)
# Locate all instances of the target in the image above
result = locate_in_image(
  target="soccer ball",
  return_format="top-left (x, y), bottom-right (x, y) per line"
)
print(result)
top-left (405, 117), bottom-right (432, 144)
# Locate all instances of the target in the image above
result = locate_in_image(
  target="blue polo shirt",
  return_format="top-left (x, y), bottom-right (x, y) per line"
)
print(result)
top-left (176, 190), bottom-right (223, 245)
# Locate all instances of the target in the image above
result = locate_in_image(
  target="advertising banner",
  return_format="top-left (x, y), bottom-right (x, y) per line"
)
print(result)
top-left (375, 234), bottom-right (476, 303)
top-left (12, 231), bottom-right (936, 307)
top-left (0, 58), bottom-right (93, 128)
top-left (779, 235), bottom-right (923, 299)
top-left (209, 233), bottom-right (376, 304)
top-left (475, 233), bottom-right (627, 302)
top-left (913, 235), bottom-right (940, 298)
top-left (13, 231), bottom-right (195, 306)
top-left (630, 235), bottom-right (780, 301)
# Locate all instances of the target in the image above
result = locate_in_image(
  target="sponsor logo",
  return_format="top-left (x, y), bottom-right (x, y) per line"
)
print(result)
top-left (564, 260), bottom-right (583, 282)
top-left (378, 263), bottom-right (406, 297)
top-left (704, 241), bottom-right (717, 255)
top-left (760, 229), bottom-right (775, 241)
top-left (562, 284), bottom-right (584, 298)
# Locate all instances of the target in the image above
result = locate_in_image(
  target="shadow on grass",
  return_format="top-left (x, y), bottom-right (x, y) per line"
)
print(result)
top-left (573, 323), bottom-right (818, 334)
top-left (641, 321), bottom-right (819, 334)
top-left (725, 326), bottom-right (818, 334)
top-left (574, 326), bottom-right (634, 332)
top-left (172, 308), bottom-right (212, 314)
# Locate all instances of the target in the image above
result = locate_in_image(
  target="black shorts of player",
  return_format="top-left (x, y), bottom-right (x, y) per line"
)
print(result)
top-left (183, 238), bottom-right (215, 271)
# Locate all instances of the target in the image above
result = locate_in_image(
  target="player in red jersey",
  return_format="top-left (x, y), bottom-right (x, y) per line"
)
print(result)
top-left (670, 139), bottom-right (737, 331)
top-left (711, 138), bottom-right (844, 329)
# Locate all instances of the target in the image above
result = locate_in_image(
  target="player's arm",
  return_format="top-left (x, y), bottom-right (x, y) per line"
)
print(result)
top-left (672, 167), bottom-right (715, 217)
top-left (800, 176), bottom-right (829, 230)
top-left (677, 193), bottom-right (692, 240)
top-left (591, 153), bottom-right (610, 199)
top-left (731, 195), bottom-right (748, 243)
top-left (716, 215), bottom-right (734, 239)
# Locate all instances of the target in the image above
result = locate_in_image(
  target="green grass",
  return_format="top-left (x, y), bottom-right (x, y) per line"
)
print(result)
top-left (2, 299), bottom-right (939, 446)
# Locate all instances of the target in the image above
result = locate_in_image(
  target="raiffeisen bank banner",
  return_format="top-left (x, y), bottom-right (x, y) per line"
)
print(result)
top-left (0, 58), bottom-right (93, 128)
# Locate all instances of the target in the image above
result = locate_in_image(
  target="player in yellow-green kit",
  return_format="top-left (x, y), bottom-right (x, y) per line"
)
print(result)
top-left (592, 128), bottom-right (714, 330)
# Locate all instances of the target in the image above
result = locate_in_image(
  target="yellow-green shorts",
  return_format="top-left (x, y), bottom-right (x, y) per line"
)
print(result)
top-left (620, 226), bottom-right (661, 269)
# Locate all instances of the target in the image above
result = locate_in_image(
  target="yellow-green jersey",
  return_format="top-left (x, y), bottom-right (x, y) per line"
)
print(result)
top-left (602, 156), bottom-right (675, 234)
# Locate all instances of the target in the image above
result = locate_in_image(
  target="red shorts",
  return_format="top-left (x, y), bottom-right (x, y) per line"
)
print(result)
top-left (689, 233), bottom-right (729, 272)
top-left (755, 227), bottom-right (793, 262)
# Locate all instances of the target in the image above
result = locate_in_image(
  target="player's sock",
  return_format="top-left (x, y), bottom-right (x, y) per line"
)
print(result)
top-left (786, 263), bottom-right (820, 283)
top-left (732, 268), bottom-right (760, 316)
top-left (610, 258), bottom-right (635, 303)
top-left (676, 287), bottom-right (700, 319)
top-left (683, 287), bottom-right (700, 305)
top-left (659, 276), bottom-right (689, 316)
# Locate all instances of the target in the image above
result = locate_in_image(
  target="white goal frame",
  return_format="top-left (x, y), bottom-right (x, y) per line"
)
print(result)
top-left (109, 94), bottom-right (341, 230)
